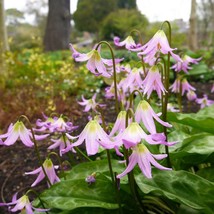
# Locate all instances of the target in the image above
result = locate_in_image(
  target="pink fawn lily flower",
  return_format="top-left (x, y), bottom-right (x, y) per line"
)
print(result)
top-left (169, 78), bottom-right (181, 94)
top-left (34, 113), bottom-right (58, 132)
top-left (142, 65), bottom-right (166, 99)
top-left (171, 55), bottom-right (202, 73)
top-left (109, 111), bottom-right (130, 137)
top-left (138, 30), bottom-right (182, 64)
top-left (181, 79), bottom-right (196, 95)
top-left (51, 116), bottom-right (78, 133)
top-left (112, 122), bottom-right (174, 150)
top-left (63, 119), bottom-right (113, 156)
top-left (196, 95), bottom-right (214, 109)
top-left (48, 135), bottom-right (77, 156)
top-left (135, 100), bottom-right (172, 134)
top-left (121, 67), bottom-right (144, 92)
top-left (117, 143), bottom-right (171, 179)
top-left (0, 193), bottom-right (49, 213)
top-left (78, 93), bottom-right (105, 112)
top-left (0, 121), bottom-right (49, 147)
top-left (211, 84), bottom-right (214, 93)
top-left (114, 36), bottom-right (143, 51)
top-left (69, 44), bottom-right (123, 78)
top-left (25, 158), bottom-right (60, 187)
top-left (187, 90), bottom-right (197, 101)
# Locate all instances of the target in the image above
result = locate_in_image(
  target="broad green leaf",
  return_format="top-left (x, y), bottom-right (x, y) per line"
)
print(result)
top-left (135, 169), bottom-right (214, 213)
top-left (188, 63), bottom-right (209, 76)
top-left (65, 159), bottom-right (126, 181)
top-left (37, 175), bottom-right (119, 211)
top-left (196, 167), bottom-right (214, 182)
top-left (170, 134), bottom-right (214, 168)
top-left (168, 105), bottom-right (214, 134)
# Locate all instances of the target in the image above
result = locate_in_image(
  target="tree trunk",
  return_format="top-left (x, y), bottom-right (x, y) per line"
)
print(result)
top-left (44, 0), bottom-right (71, 51)
top-left (0, 0), bottom-right (9, 88)
top-left (189, 0), bottom-right (198, 51)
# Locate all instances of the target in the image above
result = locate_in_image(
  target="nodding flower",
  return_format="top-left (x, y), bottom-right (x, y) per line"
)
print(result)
top-left (0, 121), bottom-right (49, 147)
top-left (196, 95), bottom-right (214, 109)
top-left (25, 158), bottom-right (60, 187)
top-left (135, 100), bottom-right (172, 134)
top-left (117, 143), bottom-right (171, 179)
top-left (63, 119), bottom-right (113, 156)
top-left (0, 193), bottom-right (49, 213)
top-left (69, 44), bottom-right (123, 78)
top-left (142, 65), bottom-right (166, 99)
top-left (138, 30), bottom-right (182, 65)
top-left (171, 55), bottom-right (202, 73)
top-left (78, 93), bottom-right (106, 112)
top-left (114, 35), bottom-right (143, 51)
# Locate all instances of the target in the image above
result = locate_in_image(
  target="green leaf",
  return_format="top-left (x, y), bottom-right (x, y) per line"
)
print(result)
top-left (135, 169), bottom-right (214, 213)
top-left (187, 63), bottom-right (209, 76)
top-left (196, 167), bottom-right (214, 182)
top-left (65, 159), bottom-right (125, 181)
top-left (170, 134), bottom-right (214, 168)
top-left (37, 175), bottom-right (119, 211)
top-left (168, 105), bottom-right (214, 134)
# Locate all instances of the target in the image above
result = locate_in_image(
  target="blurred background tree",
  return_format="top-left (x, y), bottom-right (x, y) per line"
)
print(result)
top-left (0, 0), bottom-right (9, 88)
top-left (197, 0), bottom-right (214, 49)
top-left (73, 0), bottom-right (117, 39)
top-left (117, 0), bottom-right (137, 9)
top-left (44, 0), bottom-right (71, 51)
top-left (100, 9), bottom-right (149, 40)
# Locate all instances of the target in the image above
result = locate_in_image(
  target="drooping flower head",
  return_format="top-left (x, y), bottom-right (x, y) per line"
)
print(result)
top-left (0, 121), bottom-right (49, 147)
top-left (171, 55), bottom-right (202, 73)
top-left (196, 95), bottom-right (214, 109)
top-left (0, 193), bottom-right (49, 213)
top-left (181, 78), bottom-right (196, 95)
top-left (120, 67), bottom-right (144, 93)
top-left (70, 44), bottom-right (123, 78)
top-left (211, 83), bottom-right (214, 93)
top-left (109, 111), bottom-right (129, 137)
top-left (142, 65), bottom-right (166, 99)
top-left (138, 30), bottom-right (182, 65)
top-left (78, 93), bottom-right (106, 112)
top-left (112, 122), bottom-right (174, 150)
top-left (114, 36), bottom-right (143, 51)
top-left (50, 116), bottom-right (78, 133)
top-left (63, 119), bottom-right (113, 156)
top-left (35, 114), bottom-right (57, 132)
top-left (48, 135), bottom-right (77, 156)
top-left (186, 90), bottom-right (197, 101)
top-left (25, 158), bottom-right (60, 187)
top-left (117, 143), bottom-right (171, 179)
top-left (169, 77), bottom-right (181, 94)
top-left (135, 100), bottom-right (172, 134)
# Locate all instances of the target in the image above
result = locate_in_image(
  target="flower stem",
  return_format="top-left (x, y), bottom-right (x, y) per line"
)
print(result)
top-left (125, 109), bottom-right (146, 213)
top-left (19, 115), bottom-right (52, 187)
top-left (74, 146), bottom-right (93, 162)
top-left (96, 105), bottom-right (115, 183)
top-left (48, 152), bottom-right (66, 180)
top-left (160, 21), bottom-right (172, 168)
top-left (26, 189), bottom-right (49, 214)
top-left (96, 41), bottom-right (119, 114)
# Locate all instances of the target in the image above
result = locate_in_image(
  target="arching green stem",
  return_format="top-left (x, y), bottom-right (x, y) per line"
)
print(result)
top-left (47, 152), bottom-right (66, 180)
top-left (160, 21), bottom-right (172, 168)
top-left (26, 189), bottom-right (49, 214)
top-left (19, 115), bottom-right (52, 186)
top-left (96, 41), bottom-right (119, 114)
top-left (129, 90), bottom-right (144, 110)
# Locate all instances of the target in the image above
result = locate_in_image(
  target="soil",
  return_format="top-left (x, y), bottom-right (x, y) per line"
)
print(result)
top-left (0, 82), bottom-right (213, 213)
